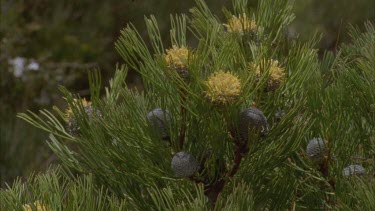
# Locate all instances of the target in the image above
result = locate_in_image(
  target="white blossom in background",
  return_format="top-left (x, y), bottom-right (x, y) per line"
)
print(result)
top-left (27, 60), bottom-right (40, 71)
top-left (8, 57), bottom-right (40, 77)
top-left (8, 57), bottom-right (26, 77)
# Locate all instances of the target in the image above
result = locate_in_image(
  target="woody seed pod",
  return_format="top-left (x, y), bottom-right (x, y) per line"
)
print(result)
top-left (306, 138), bottom-right (326, 162)
top-left (171, 152), bottom-right (199, 177)
top-left (239, 107), bottom-right (269, 140)
top-left (342, 164), bottom-right (366, 177)
top-left (147, 108), bottom-right (171, 141)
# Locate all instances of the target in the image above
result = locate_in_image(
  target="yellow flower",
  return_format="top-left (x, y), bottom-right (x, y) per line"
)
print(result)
top-left (165, 45), bottom-right (189, 69)
top-left (23, 200), bottom-right (50, 211)
top-left (224, 13), bottom-right (257, 34)
top-left (253, 60), bottom-right (286, 91)
top-left (205, 70), bottom-right (241, 105)
top-left (65, 98), bottom-right (92, 119)
top-left (64, 98), bottom-right (97, 135)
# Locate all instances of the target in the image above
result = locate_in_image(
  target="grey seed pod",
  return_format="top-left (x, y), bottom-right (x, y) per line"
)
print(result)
top-left (171, 152), bottom-right (199, 177)
top-left (239, 107), bottom-right (269, 140)
top-left (306, 138), bottom-right (326, 162)
top-left (342, 164), bottom-right (366, 177)
top-left (67, 105), bottom-right (101, 135)
top-left (147, 108), bottom-right (171, 140)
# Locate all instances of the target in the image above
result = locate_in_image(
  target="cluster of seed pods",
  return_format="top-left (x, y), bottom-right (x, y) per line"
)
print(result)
top-left (305, 138), bottom-right (366, 177)
top-left (147, 107), bottom-right (269, 178)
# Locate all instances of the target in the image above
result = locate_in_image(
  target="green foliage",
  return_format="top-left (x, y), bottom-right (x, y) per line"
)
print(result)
top-left (0, 166), bottom-right (133, 210)
top-left (2, 0), bottom-right (374, 210)
top-left (2, 0), bottom-right (373, 189)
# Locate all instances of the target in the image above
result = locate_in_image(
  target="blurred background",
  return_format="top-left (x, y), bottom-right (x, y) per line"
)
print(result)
top-left (1, 0), bottom-right (374, 187)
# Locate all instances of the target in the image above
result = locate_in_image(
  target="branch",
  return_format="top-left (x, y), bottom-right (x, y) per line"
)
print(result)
top-left (228, 141), bottom-right (249, 177)
top-left (200, 125), bottom-right (249, 204)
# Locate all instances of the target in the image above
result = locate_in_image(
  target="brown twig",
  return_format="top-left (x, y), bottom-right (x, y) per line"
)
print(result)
top-left (204, 179), bottom-right (226, 204)
top-left (318, 148), bottom-right (336, 208)
top-left (319, 160), bottom-right (336, 191)
top-left (202, 126), bottom-right (249, 204)
top-left (202, 147), bottom-right (248, 204)
top-left (228, 141), bottom-right (248, 177)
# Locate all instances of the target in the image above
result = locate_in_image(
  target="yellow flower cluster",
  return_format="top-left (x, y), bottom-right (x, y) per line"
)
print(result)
top-left (165, 45), bottom-right (189, 69)
top-left (224, 13), bottom-right (257, 34)
top-left (65, 98), bottom-right (92, 119)
top-left (205, 70), bottom-right (241, 105)
top-left (253, 60), bottom-right (286, 91)
top-left (23, 201), bottom-right (50, 211)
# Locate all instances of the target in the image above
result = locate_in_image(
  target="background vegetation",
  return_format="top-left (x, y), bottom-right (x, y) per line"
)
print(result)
top-left (1, 0), bottom-right (374, 188)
